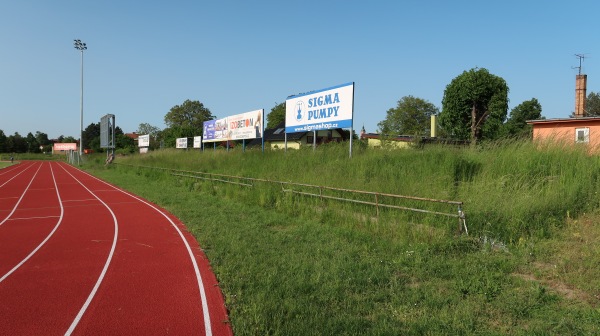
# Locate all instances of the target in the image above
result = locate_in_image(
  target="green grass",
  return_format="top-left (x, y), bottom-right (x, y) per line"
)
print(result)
top-left (82, 141), bottom-right (600, 335)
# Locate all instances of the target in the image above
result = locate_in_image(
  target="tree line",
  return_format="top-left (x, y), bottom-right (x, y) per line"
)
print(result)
top-left (3, 67), bottom-right (599, 153)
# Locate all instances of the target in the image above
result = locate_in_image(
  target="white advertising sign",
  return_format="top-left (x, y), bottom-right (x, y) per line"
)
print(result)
top-left (228, 109), bottom-right (263, 140)
top-left (176, 137), bottom-right (188, 149)
top-left (53, 143), bottom-right (78, 151)
top-left (285, 82), bottom-right (354, 133)
top-left (193, 136), bottom-right (202, 148)
top-left (138, 134), bottom-right (150, 147)
top-left (203, 109), bottom-right (264, 142)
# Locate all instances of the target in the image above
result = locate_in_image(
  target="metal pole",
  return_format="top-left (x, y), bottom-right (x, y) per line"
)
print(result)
top-left (74, 39), bottom-right (87, 157)
top-left (80, 49), bottom-right (83, 156)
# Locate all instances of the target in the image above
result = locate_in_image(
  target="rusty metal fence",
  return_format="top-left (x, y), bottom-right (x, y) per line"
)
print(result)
top-left (117, 163), bottom-right (468, 234)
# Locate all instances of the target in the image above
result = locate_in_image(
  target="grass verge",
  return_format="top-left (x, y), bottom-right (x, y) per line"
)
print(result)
top-left (82, 142), bottom-right (600, 335)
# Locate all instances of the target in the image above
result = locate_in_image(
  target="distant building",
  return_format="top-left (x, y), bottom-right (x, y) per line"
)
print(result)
top-left (248, 121), bottom-right (348, 149)
top-left (359, 116), bottom-right (468, 148)
top-left (527, 70), bottom-right (599, 152)
top-left (527, 117), bottom-right (600, 152)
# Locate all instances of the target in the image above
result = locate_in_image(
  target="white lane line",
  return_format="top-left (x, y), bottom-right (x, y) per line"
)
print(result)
top-left (6, 215), bottom-right (61, 221)
top-left (0, 163), bottom-right (43, 227)
top-left (0, 162), bottom-right (35, 189)
top-left (58, 163), bottom-right (119, 336)
top-left (0, 162), bottom-right (28, 176)
top-left (0, 162), bottom-right (64, 283)
top-left (73, 164), bottom-right (213, 336)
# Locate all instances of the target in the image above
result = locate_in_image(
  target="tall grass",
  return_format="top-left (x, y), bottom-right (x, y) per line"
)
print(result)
top-left (106, 140), bottom-right (600, 242)
top-left (83, 143), bottom-right (600, 335)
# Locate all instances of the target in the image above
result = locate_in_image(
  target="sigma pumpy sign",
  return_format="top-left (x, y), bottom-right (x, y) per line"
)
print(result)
top-left (285, 82), bottom-right (354, 133)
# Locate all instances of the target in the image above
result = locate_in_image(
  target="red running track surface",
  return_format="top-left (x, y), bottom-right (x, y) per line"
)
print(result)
top-left (0, 161), bottom-right (232, 335)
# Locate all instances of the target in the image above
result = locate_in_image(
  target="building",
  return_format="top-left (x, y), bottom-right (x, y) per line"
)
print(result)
top-left (359, 115), bottom-right (468, 148)
top-left (247, 121), bottom-right (348, 149)
top-left (527, 70), bottom-right (599, 152)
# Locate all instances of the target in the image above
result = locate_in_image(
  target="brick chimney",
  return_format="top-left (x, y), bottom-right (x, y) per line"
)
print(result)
top-left (575, 74), bottom-right (587, 117)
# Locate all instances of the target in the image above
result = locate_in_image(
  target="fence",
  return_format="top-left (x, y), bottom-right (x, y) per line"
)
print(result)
top-left (117, 163), bottom-right (468, 234)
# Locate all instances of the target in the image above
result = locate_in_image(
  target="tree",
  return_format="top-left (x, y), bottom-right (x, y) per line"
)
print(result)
top-left (6, 132), bottom-right (27, 153)
top-left (164, 99), bottom-right (215, 132)
top-left (266, 102), bottom-right (285, 129)
top-left (35, 131), bottom-right (50, 146)
top-left (500, 98), bottom-right (543, 138)
top-left (83, 123), bottom-right (101, 151)
top-left (137, 123), bottom-right (161, 138)
top-left (158, 126), bottom-right (196, 149)
top-left (586, 91), bottom-right (600, 116)
top-left (440, 68), bottom-right (509, 143)
top-left (377, 96), bottom-right (439, 136)
top-left (0, 130), bottom-right (6, 153)
top-left (26, 132), bottom-right (40, 153)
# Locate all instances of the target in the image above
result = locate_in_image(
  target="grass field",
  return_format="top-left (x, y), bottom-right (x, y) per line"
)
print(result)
top-left (81, 141), bottom-right (600, 335)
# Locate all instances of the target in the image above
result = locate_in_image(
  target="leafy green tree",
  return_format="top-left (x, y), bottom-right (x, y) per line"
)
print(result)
top-left (500, 98), bottom-right (543, 138)
top-left (114, 126), bottom-right (135, 153)
top-left (83, 123), bottom-right (101, 151)
top-left (26, 132), bottom-right (40, 153)
top-left (377, 96), bottom-right (439, 136)
top-left (158, 126), bottom-right (196, 148)
top-left (440, 68), bottom-right (509, 143)
top-left (586, 91), bottom-right (600, 116)
top-left (164, 99), bottom-right (215, 132)
top-left (0, 130), bottom-right (6, 153)
top-left (267, 102), bottom-right (285, 129)
top-left (6, 132), bottom-right (27, 153)
top-left (35, 131), bottom-right (50, 146)
top-left (61, 136), bottom-right (78, 143)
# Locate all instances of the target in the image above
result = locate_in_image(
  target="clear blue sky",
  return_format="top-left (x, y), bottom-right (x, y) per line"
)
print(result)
top-left (1, 1), bottom-right (598, 139)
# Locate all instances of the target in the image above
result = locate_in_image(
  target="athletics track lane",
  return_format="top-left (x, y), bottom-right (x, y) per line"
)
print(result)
top-left (0, 161), bottom-right (231, 335)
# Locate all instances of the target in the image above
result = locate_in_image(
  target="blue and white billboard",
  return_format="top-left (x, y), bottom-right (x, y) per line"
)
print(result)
top-left (285, 82), bottom-right (354, 133)
top-left (202, 118), bottom-right (228, 142)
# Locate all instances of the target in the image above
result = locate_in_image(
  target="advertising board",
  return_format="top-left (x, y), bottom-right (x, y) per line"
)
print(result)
top-left (193, 136), bottom-right (202, 148)
top-left (203, 110), bottom-right (263, 142)
top-left (176, 137), bottom-right (188, 149)
top-left (202, 118), bottom-right (227, 143)
top-left (285, 82), bottom-right (354, 133)
top-left (53, 143), bottom-right (78, 151)
top-left (138, 134), bottom-right (150, 147)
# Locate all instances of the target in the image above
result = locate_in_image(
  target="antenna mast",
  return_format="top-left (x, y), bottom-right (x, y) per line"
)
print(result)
top-left (574, 54), bottom-right (586, 75)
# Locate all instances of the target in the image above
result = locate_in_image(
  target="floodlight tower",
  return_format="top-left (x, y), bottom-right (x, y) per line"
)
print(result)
top-left (74, 39), bottom-right (87, 156)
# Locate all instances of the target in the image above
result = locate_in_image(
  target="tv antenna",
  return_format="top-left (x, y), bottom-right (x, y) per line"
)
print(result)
top-left (573, 54), bottom-right (586, 75)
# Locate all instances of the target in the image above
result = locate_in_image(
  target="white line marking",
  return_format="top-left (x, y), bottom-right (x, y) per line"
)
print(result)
top-left (0, 163), bottom-right (64, 282)
top-left (0, 163), bottom-right (43, 227)
top-left (59, 162), bottom-right (119, 336)
top-left (0, 162), bottom-right (28, 176)
top-left (6, 215), bottom-right (61, 221)
top-left (75, 165), bottom-right (213, 336)
top-left (0, 162), bottom-right (34, 189)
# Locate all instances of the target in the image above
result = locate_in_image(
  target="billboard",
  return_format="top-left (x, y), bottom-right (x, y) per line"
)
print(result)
top-left (203, 110), bottom-right (263, 142)
top-left (176, 137), bottom-right (188, 149)
top-left (285, 82), bottom-right (354, 133)
top-left (54, 143), bottom-right (77, 151)
top-left (193, 136), bottom-right (202, 148)
top-left (228, 110), bottom-right (263, 140)
top-left (138, 134), bottom-right (150, 147)
top-left (100, 114), bottom-right (115, 148)
top-left (202, 118), bottom-right (227, 143)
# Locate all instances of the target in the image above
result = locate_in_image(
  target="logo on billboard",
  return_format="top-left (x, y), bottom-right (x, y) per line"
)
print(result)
top-left (295, 101), bottom-right (305, 123)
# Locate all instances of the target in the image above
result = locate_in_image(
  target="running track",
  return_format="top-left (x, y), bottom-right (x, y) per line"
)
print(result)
top-left (0, 161), bottom-right (232, 335)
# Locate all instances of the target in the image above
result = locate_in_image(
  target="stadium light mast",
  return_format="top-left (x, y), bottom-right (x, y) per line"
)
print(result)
top-left (74, 39), bottom-right (87, 156)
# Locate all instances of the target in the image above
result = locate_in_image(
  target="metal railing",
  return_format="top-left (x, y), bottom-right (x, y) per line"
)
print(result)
top-left (117, 163), bottom-right (468, 234)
